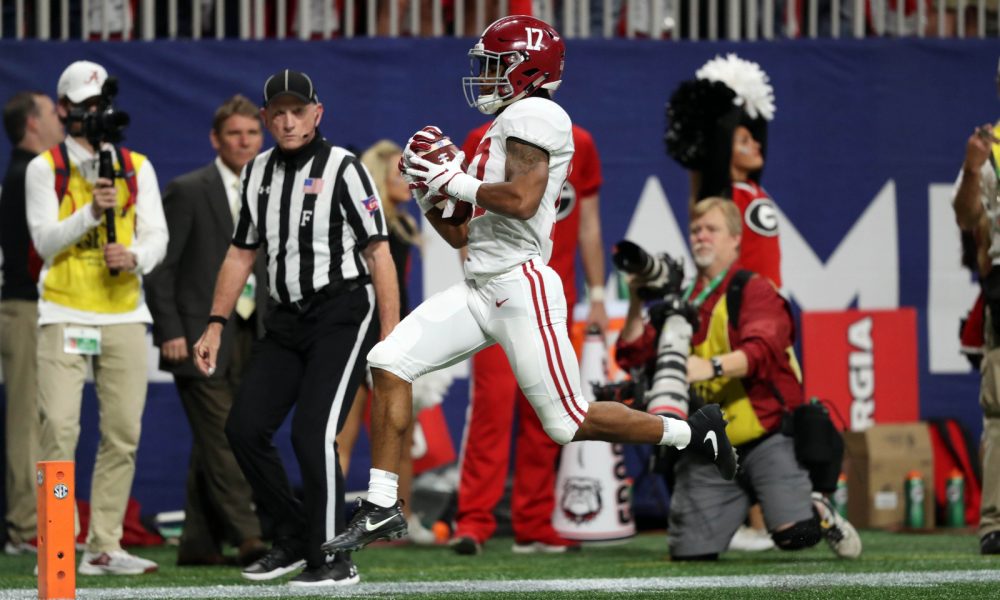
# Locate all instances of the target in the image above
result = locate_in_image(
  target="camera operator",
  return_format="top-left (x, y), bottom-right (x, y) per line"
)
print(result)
top-left (614, 198), bottom-right (861, 561)
top-left (25, 61), bottom-right (167, 575)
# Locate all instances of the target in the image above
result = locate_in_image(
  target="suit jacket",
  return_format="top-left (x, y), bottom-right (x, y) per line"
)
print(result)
top-left (145, 162), bottom-right (268, 379)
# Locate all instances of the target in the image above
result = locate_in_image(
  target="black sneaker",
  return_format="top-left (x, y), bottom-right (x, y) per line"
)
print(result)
top-left (288, 557), bottom-right (360, 587)
top-left (449, 536), bottom-right (483, 556)
top-left (982, 531), bottom-right (1000, 555)
top-left (240, 544), bottom-right (305, 581)
top-left (321, 498), bottom-right (407, 553)
top-left (687, 404), bottom-right (738, 480)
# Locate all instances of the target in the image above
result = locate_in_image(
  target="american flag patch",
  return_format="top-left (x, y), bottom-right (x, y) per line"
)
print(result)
top-left (303, 178), bottom-right (324, 194)
top-left (363, 195), bottom-right (380, 215)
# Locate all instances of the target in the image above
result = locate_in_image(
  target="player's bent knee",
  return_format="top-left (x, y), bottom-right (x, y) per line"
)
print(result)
top-left (771, 516), bottom-right (822, 550)
top-left (367, 340), bottom-right (414, 382)
top-left (543, 423), bottom-right (576, 446)
top-left (367, 339), bottom-right (397, 369)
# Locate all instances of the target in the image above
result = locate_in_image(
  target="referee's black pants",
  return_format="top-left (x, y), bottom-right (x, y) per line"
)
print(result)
top-left (225, 283), bottom-right (379, 568)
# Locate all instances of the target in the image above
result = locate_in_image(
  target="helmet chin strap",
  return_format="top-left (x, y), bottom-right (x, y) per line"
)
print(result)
top-left (493, 72), bottom-right (549, 112)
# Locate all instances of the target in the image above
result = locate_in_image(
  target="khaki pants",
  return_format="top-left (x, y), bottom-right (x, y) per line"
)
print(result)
top-left (1, 300), bottom-right (39, 544)
top-left (980, 346), bottom-right (1000, 537)
top-left (37, 322), bottom-right (148, 553)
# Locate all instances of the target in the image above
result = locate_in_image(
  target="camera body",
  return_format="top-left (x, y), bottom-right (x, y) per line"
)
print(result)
top-left (67, 77), bottom-right (130, 147)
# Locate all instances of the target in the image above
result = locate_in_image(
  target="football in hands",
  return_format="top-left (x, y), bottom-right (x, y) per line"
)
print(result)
top-left (406, 126), bottom-right (471, 224)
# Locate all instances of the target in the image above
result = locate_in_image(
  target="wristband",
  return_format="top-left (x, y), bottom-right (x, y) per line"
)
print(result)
top-left (444, 172), bottom-right (482, 206)
top-left (589, 286), bottom-right (605, 302)
top-left (208, 315), bottom-right (228, 327)
top-left (711, 356), bottom-right (724, 378)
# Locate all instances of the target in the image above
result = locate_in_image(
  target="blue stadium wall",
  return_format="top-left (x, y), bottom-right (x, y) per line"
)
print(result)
top-left (0, 38), bottom-right (997, 514)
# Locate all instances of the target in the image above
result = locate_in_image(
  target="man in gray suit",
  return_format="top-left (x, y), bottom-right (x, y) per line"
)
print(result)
top-left (145, 95), bottom-right (269, 567)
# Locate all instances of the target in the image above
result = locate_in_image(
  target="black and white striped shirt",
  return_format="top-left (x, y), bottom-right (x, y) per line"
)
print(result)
top-left (232, 134), bottom-right (388, 304)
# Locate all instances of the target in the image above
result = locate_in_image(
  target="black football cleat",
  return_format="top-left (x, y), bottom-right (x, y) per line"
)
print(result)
top-left (688, 404), bottom-right (738, 480)
top-left (321, 498), bottom-right (407, 553)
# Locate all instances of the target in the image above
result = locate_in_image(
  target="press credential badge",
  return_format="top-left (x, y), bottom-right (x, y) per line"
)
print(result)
top-left (64, 327), bottom-right (101, 355)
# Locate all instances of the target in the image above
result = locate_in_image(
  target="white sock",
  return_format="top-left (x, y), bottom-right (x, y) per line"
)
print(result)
top-left (659, 416), bottom-right (691, 449)
top-left (367, 468), bottom-right (399, 508)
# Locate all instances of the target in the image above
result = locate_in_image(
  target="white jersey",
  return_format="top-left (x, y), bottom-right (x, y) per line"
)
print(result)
top-left (463, 97), bottom-right (574, 281)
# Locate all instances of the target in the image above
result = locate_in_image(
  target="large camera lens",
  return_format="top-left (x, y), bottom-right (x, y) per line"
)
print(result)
top-left (612, 240), bottom-right (663, 280)
top-left (612, 240), bottom-right (685, 300)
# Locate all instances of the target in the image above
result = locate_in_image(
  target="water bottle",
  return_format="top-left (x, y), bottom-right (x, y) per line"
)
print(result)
top-left (946, 469), bottom-right (966, 528)
top-left (833, 472), bottom-right (848, 519)
top-left (905, 470), bottom-right (925, 529)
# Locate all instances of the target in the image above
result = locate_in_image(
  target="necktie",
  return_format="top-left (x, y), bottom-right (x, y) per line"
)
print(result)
top-left (230, 178), bottom-right (242, 226)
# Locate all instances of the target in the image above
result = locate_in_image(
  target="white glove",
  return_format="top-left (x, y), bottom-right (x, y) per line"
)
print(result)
top-left (402, 126), bottom-right (444, 170)
top-left (405, 151), bottom-right (481, 205)
top-left (398, 144), bottom-right (438, 214)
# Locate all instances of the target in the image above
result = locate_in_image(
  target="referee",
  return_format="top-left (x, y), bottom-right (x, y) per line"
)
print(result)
top-left (194, 69), bottom-right (399, 587)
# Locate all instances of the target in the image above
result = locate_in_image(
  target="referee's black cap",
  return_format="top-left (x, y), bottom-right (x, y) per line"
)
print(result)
top-left (263, 69), bottom-right (318, 107)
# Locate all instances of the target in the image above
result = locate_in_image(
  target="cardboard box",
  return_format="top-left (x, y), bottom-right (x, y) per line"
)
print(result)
top-left (844, 423), bottom-right (935, 529)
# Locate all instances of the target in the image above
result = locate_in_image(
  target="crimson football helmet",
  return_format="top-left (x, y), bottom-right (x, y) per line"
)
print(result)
top-left (462, 15), bottom-right (565, 115)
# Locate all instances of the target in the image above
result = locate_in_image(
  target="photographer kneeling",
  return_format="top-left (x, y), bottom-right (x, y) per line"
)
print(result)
top-left (615, 198), bottom-right (860, 561)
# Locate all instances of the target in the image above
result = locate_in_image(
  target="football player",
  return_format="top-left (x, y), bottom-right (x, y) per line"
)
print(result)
top-left (322, 15), bottom-right (738, 554)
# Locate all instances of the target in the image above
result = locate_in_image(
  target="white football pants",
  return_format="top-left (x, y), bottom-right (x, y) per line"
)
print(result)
top-left (368, 258), bottom-right (588, 444)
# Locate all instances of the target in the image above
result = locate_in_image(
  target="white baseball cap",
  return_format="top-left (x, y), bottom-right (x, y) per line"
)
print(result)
top-left (57, 61), bottom-right (108, 103)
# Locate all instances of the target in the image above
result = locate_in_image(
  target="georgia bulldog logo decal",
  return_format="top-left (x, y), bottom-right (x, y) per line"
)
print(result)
top-left (745, 198), bottom-right (779, 237)
top-left (561, 476), bottom-right (602, 524)
top-left (556, 180), bottom-right (577, 222)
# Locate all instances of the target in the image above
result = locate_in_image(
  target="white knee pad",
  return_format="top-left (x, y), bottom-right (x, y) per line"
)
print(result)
top-left (543, 423), bottom-right (577, 446)
top-left (367, 339), bottom-right (414, 383)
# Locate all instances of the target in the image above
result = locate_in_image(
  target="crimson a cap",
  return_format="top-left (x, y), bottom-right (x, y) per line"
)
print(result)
top-left (57, 60), bottom-right (108, 103)
top-left (263, 69), bottom-right (318, 107)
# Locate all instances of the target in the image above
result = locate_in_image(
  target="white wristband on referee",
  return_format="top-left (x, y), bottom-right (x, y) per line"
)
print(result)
top-left (589, 286), bottom-right (605, 303)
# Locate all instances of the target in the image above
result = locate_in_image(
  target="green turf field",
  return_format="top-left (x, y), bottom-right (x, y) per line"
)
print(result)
top-left (1, 530), bottom-right (998, 598)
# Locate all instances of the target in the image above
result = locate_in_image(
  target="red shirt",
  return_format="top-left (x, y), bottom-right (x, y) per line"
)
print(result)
top-left (461, 123), bottom-right (601, 307)
top-left (731, 180), bottom-right (782, 288)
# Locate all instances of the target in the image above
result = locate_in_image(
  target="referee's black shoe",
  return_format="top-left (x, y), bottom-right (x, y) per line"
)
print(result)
top-left (688, 404), bottom-right (738, 480)
top-left (240, 543), bottom-right (305, 581)
top-left (321, 498), bottom-right (407, 553)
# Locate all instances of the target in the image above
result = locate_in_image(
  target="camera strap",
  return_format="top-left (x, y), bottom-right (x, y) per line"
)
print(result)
top-left (724, 269), bottom-right (754, 328)
top-left (680, 267), bottom-right (729, 308)
top-left (115, 146), bottom-right (138, 216)
top-left (50, 142), bottom-right (71, 203)
top-left (48, 143), bottom-right (138, 217)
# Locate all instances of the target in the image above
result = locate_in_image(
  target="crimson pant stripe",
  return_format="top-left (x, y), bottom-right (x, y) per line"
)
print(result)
top-left (522, 263), bottom-right (581, 426)
top-left (527, 262), bottom-right (587, 421)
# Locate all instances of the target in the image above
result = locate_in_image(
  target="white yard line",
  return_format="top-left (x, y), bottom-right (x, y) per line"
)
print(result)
top-left (5, 569), bottom-right (1000, 598)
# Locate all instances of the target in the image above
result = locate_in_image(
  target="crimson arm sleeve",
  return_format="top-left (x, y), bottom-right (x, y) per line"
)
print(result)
top-left (734, 277), bottom-right (794, 378)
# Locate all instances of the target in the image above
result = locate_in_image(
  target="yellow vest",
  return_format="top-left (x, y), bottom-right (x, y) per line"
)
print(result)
top-left (38, 144), bottom-right (144, 313)
top-left (691, 282), bottom-right (802, 446)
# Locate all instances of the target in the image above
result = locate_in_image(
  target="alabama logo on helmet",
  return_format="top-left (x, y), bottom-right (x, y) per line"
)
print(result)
top-left (560, 476), bottom-right (603, 524)
top-left (745, 198), bottom-right (779, 237)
